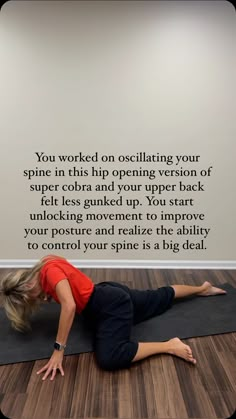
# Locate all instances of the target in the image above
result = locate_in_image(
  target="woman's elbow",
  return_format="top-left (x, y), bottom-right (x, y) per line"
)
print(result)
top-left (62, 301), bottom-right (76, 312)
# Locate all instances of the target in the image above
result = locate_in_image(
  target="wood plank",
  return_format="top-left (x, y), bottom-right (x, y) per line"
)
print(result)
top-left (151, 355), bottom-right (188, 418)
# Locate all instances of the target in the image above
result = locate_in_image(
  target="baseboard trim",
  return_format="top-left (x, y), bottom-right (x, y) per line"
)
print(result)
top-left (0, 260), bottom-right (236, 269)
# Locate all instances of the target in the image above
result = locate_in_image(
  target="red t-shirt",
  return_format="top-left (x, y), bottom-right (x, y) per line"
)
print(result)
top-left (39, 257), bottom-right (95, 313)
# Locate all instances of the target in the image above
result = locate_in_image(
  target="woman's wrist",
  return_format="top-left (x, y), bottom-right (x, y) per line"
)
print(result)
top-left (54, 341), bottom-right (67, 351)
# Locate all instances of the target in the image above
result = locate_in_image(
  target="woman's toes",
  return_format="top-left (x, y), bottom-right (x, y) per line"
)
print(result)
top-left (188, 353), bottom-right (196, 362)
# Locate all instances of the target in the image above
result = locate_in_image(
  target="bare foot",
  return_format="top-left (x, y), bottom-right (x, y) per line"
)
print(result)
top-left (167, 337), bottom-right (196, 364)
top-left (198, 281), bottom-right (227, 296)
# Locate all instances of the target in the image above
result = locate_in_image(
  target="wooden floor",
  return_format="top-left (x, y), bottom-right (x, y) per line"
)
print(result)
top-left (0, 268), bottom-right (235, 419)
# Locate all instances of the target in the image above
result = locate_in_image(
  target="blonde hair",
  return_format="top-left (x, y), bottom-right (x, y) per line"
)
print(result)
top-left (0, 254), bottom-right (66, 333)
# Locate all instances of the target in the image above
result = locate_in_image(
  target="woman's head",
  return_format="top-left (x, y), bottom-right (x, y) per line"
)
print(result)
top-left (0, 254), bottom-right (64, 332)
top-left (0, 267), bottom-right (43, 332)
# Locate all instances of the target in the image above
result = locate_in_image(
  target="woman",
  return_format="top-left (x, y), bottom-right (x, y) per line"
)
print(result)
top-left (0, 254), bottom-right (226, 381)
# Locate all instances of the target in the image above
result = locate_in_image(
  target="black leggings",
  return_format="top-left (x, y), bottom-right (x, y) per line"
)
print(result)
top-left (83, 281), bottom-right (175, 371)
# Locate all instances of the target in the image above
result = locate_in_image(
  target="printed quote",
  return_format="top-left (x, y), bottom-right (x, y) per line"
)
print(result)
top-left (23, 152), bottom-right (213, 255)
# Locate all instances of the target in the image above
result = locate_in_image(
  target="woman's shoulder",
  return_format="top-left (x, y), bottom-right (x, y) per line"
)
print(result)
top-left (39, 255), bottom-right (70, 276)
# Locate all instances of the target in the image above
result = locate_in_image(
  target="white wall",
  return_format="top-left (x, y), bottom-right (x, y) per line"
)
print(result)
top-left (0, 1), bottom-right (235, 266)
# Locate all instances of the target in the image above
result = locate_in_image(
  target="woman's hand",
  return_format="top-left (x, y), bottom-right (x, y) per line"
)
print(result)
top-left (36, 280), bottom-right (76, 381)
top-left (36, 350), bottom-right (64, 381)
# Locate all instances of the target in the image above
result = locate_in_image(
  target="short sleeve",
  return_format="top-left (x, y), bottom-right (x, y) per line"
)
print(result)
top-left (44, 266), bottom-right (68, 291)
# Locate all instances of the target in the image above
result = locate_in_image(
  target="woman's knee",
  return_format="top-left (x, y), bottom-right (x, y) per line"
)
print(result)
top-left (96, 344), bottom-right (128, 370)
top-left (95, 341), bottom-right (137, 371)
top-left (96, 349), bottom-right (123, 371)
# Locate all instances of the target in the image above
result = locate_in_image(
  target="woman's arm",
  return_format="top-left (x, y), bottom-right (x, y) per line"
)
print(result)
top-left (54, 279), bottom-right (76, 345)
top-left (37, 279), bottom-right (76, 381)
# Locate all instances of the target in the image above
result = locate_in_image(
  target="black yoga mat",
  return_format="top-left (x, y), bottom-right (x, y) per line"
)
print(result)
top-left (0, 283), bottom-right (235, 365)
